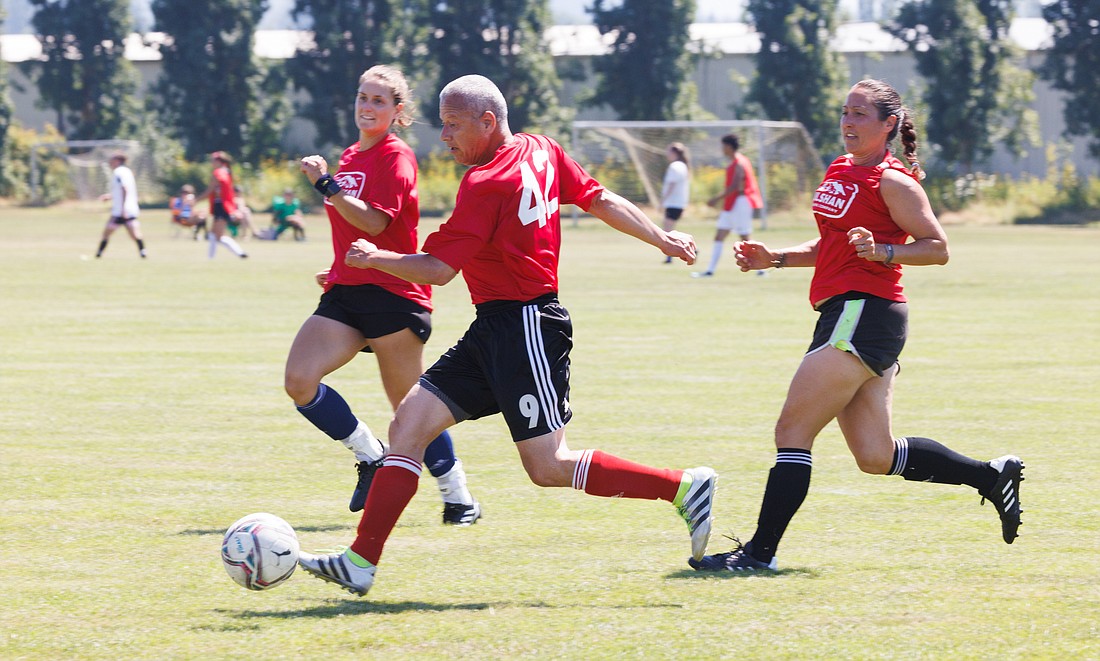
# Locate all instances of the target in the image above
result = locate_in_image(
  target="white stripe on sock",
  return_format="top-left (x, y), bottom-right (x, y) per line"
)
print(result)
top-left (573, 448), bottom-right (594, 490)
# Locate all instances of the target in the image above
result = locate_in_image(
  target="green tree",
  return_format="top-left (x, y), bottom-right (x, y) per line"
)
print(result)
top-left (1040, 0), bottom-right (1100, 159)
top-left (887, 0), bottom-right (1037, 173)
top-left (426, 0), bottom-right (569, 139)
top-left (287, 0), bottom-right (407, 151)
top-left (0, 6), bottom-right (14, 196)
top-left (150, 0), bottom-right (276, 162)
top-left (745, 0), bottom-right (847, 153)
top-left (587, 0), bottom-right (700, 120)
top-left (23, 0), bottom-right (142, 140)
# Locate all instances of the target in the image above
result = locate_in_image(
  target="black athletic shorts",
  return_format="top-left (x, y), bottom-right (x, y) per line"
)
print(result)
top-left (313, 284), bottom-right (431, 353)
top-left (807, 291), bottom-right (908, 376)
top-left (420, 293), bottom-right (572, 442)
top-left (664, 207), bottom-right (684, 221)
top-left (108, 216), bottom-right (136, 226)
top-left (212, 202), bottom-right (232, 222)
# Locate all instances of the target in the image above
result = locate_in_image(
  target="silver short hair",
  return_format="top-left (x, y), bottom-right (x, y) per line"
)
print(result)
top-left (439, 75), bottom-right (509, 126)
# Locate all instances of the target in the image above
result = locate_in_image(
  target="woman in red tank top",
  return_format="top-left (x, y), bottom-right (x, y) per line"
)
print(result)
top-left (689, 79), bottom-right (1025, 573)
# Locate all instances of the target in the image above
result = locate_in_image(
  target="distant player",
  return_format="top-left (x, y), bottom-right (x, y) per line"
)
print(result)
top-left (695, 134), bottom-right (762, 277)
top-left (95, 153), bottom-right (146, 259)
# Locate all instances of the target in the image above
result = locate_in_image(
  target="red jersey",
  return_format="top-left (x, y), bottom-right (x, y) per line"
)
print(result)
top-left (809, 152), bottom-right (916, 306)
top-left (723, 152), bottom-right (763, 211)
top-left (422, 133), bottom-right (604, 305)
top-left (209, 166), bottom-right (237, 216)
top-left (324, 133), bottom-right (432, 311)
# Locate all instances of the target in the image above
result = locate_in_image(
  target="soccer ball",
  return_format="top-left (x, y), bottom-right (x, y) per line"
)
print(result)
top-left (221, 513), bottom-right (300, 591)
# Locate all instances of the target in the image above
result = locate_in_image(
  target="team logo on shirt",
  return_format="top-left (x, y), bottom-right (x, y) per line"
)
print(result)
top-left (812, 179), bottom-right (859, 218)
top-left (328, 171), bottom-right (366, 204)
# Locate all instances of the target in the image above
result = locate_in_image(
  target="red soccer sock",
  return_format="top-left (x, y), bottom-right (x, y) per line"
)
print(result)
top-left (572, 449), bottom-right (682, 502)
top-left (350, 455), bottom-right (421, 565)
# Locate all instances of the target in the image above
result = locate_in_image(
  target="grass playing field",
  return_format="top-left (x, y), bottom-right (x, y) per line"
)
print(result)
top-left (1, 202), bottom-right (1098, 659)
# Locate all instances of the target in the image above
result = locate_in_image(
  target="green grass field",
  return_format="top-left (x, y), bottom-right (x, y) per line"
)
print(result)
top-left (1, 202), bottom-right (1098, 659)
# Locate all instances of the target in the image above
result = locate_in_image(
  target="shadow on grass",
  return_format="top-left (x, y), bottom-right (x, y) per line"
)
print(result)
top-left (667, 567), bottom-right (820, 580)
top-left (216, 597), bottom-right (690, 620)
top-left (218, 600), bottom-right (497, 619)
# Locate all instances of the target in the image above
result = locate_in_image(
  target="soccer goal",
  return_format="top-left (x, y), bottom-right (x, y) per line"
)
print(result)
top-left (570, 120), bottom-right (823, 227)
top-left (29, 139), bottom-right (159, 204)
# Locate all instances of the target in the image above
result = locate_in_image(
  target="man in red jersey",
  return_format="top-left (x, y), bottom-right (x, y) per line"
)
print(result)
top-left (298, 74), bottom-right (717, 597)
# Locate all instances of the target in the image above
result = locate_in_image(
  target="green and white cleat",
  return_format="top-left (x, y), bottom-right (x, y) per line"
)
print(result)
top-left (298, 548), bottom-right (375, 597)
top-left (675, 466), bottom-right (717, 561)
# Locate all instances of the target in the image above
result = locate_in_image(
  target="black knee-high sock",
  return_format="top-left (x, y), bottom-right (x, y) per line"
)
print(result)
top-left (749, 448), bottom-right (812, 563)
top-left (136, 238), bottom-right (145, 252)
top-left (889, 436), bottom-right (996, 492)
top-left (96, 239), bottom-right (108, 257)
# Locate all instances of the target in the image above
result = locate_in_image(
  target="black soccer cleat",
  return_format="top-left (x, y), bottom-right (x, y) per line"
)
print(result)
top-left (982, 455), bottom-right (1025, 544)
top-left (442, 501), bottom-right (481, 526)
top-left (349, 458), bottom-right (384, 513)
top-left (688, 537), bottom-right (777, 572)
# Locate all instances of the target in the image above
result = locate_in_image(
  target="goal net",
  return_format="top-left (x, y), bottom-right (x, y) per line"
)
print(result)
top-left (570, 120), bottom-right (823, 226)
top-left (30, 139), bottom-right (159, 204)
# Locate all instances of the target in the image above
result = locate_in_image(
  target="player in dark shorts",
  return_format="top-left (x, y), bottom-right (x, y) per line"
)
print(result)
top-left (285, 65), bottom-right (479, 526)
top-left (690, 78), bottom-right (1024, 573)
top-left (298, 74), bottom-right (717, 597)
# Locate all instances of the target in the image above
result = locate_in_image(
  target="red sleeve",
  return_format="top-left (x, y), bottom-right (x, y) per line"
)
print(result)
top-left (362, 150), bottom-right (414, 220)
top-left (553, 140), bottom-right (604, 210)
top-left (421, 175), bottom-right (500, 272)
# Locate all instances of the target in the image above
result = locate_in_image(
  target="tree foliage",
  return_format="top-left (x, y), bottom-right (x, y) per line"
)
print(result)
top-left (426, 0), bottom-right (569, 139)
top-left (150, 0), bottom-right (282, 163)
top-left (0, 7), bottom-right (14, 195)
top-left (24, 0), bottom-right (142, 140)
top-left (587, 0), bottom-right (700, 120)
top-left (1040, 0), bottom-right (1100, 159)
top-left (887, 0), bottom-right (1037, 173)
top-left (745, 0), bottom-right (847, 154)
top-left (287, 0), bottom-right (410, 151)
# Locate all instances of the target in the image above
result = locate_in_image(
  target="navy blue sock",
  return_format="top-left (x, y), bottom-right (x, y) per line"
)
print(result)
top-left (749, 448), bottom-right (813, 563)
top-left (889, 436), bottom-right (996, 492)
top-left (295, 383), bottom-right (357, 440)
top-left (423, 430), bottom-right (457, 477)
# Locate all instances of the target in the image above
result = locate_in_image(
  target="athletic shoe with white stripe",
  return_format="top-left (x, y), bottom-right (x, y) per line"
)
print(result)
top-left (675, 466), bottom-right (717, 561)
top-left (982, 455), bottom-right (1025, 544)
top-left (298, 549), bottom-right (375, 596)
top-left (442, 500), bottom-right (481, 526)
top-left (688, 538), bottom-right (778, 571)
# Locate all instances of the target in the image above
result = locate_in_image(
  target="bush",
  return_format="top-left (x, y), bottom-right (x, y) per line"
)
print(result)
top-left (3, 124), bottom-right (74, 205)
top-left (418, 149), bottom-right (465, 215)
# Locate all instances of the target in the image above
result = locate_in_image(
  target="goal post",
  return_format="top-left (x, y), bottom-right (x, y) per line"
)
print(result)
top-left (570, 120), bottom-right (823, 228)
top-left (29, 139), bottom-right (159, 205)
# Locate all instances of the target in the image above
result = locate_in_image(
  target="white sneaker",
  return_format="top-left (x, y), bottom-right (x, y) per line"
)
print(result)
top-left (674, 466), bottom-right (717, 561)
top-left (298, 550), bottom-right (375, 596)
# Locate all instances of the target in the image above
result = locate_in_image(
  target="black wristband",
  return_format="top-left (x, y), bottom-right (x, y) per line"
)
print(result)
top-left (314, 174), bottom-right (343, 198)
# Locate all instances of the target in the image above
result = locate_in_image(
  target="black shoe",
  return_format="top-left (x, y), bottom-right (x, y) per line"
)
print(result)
top-left (982, 455), bottom-right (1025, 544)
top-left (442, 501), bottom-right (481, 526)
top-left (349, 459), bottom-right (384, 512)
top-left (688, 538), bottom-right (777, 571)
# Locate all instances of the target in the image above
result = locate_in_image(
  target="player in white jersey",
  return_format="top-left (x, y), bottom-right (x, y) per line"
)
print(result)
top-left (95, 153), bottom-right (146, 259)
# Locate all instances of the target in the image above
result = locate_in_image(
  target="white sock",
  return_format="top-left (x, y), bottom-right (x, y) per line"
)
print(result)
top-left (340, 421), bottom-right (387, 462)
top-left (436, 459), bottom-right (474, 505)
top-left (208, 232), bottom-right (218, 258)
top-left (219, 235), bottom-right (245, 256)
top-left (707, 240), bottom-right (724, 273)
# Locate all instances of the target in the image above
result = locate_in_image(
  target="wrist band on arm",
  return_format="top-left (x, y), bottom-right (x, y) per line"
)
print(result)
top-left (314, 174), bottom-right (343, 198)
top-left (773, 252), bottom-right (787, 269)
top-left (883, 243), bottom-right (895, 265)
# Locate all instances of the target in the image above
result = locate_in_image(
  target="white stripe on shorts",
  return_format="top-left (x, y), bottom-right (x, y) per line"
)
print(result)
top-left (523, 304), bottom-right (565, 431)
